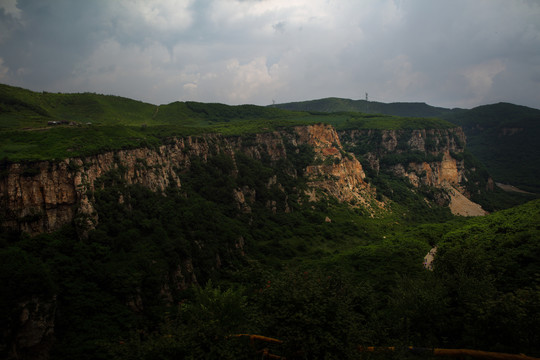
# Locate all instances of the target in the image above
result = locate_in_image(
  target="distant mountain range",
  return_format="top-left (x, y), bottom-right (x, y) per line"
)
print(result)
top-left (273, 98), bottom-right (540, 193)
top-left (273, 97), bottom-right (462, 118)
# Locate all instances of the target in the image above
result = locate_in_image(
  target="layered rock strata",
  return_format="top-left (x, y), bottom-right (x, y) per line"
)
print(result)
top-left (0, 124), bottom-right (373, 235)
top-left (339, 127), bottom-right (466, 186)
top-left (338, 127), bottom-right (487, 214)
top-left (297, 124), bottom-right (374, 205)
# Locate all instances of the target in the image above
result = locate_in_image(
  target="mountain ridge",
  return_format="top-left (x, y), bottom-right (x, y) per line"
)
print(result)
top-left (272, 96), bottom-right (465, 117)
top-left (1, 84), bottom-right (539, 360)
top-left (273, 97), bottom-right (540, 193)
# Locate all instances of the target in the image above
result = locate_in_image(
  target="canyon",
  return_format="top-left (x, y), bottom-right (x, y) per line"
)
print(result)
top-left (0, 124), bottom-right (506, 360)
top-left (1, 85), bottom-right (537, 360)
top-left (0, 124), bottom-right (485, 237)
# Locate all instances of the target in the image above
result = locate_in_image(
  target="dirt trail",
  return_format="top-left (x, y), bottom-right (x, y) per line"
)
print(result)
top-left (423, 246), bottom-right (437, 270)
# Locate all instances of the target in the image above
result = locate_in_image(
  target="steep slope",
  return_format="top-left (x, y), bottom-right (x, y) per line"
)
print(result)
top-left (0, 124), bottom-right (378, 359)
top-left (3, 86), bottom-right (536, 360)
top-left (273, 97), bottom-right (540, 194)
top-left (337, 126), bottom-right (489, 216)
top-left (1, 84), bottom-right (496, 234)
top-left (0, 124), bottom-right (375, 236)
top-left (441, 103), bottom-right (540, 193)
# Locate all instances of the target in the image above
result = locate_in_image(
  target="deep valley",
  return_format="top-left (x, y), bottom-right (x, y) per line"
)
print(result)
top-left (1, 84), bottom-right (539, 360)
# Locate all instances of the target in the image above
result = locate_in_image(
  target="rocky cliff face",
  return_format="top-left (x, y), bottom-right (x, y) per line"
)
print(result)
top-left (338, 127), bottom-right (489, 215)
top-left (0, 125), bottom-right (488, 235)
top-left (1, 124), bottom-right (377, 360)
top-left (339, 127), bottom-right (469, 186)
top-left (296, 124), bottom-right (377, 207)
top-left (387, 152), bottom-right (464, 188)
top-left (339, 127), bottom-right (466, 187)
top-left (0, 124), bottom-right (374, 236)
top-left (0, 147), bottom-right (184, 236)
top-left (0, 124), bottom-right (485, 360)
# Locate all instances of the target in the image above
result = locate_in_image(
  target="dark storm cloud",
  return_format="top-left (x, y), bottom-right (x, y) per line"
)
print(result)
top-left (0, 0), bottom-right (538, 109)
top-left (0, 0), bottom-right (115, 88)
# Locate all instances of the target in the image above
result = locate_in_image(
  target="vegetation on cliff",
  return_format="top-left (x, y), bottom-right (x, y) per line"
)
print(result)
top-left (2, 171), bottom-right (538, 359)
top-left (1, 84), bottom-right (457, 162)
top-left (1, 85), bottom-right (539, 360)
top-left (441, 103), bottom-right (540, 193)
top-left (2, 141), bottom-right (539, 359)
top-left (273, 96), bottom-right (540, 194)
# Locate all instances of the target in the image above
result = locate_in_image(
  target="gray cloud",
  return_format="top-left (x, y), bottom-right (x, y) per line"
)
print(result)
top-left (0, 0), bottom-right (538, 109)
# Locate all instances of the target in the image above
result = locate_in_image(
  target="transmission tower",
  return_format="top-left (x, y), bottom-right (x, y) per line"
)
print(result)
top-left (365, 92), bottom-right (369, 113)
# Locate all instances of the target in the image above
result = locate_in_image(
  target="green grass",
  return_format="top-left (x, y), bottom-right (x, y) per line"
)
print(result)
top-left (327, 112), bottom-right (456, 130)
top-left (0, 83), bottom-right (459, 161)
top-left (273, 97), bottom-right (459, 117)
top-left (0, 84), bottom-right (156, 128)
top-left (0, 126), bottom-right (155, 161)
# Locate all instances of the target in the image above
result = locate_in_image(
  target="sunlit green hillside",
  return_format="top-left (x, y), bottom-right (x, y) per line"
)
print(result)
top-left (0, 84), bottom-right (456, 162)
top-left (0, 84), bottom-right (155, 129)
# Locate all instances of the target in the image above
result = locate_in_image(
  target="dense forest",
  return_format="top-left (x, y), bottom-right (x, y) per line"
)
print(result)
top-left (1, 85), bottom-right (539, 359)
top-left (2, 156), bottom-right (538, 359)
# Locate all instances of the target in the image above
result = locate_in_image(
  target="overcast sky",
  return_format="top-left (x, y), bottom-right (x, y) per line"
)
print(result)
top-left (1, 0), bottom-right (539, 109)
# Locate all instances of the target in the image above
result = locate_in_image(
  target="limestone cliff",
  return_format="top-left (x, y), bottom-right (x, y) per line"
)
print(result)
top-left (338, 127), bottom-right (488, 215)
top-left (1, 124), bottom-right (378, 360)
top-left (0, 147), bottom-right (184, 236)
top-left (0, 124), bottom-right (374, 236)
top-left (339, 128), bottom-right (466, 185)
top-left (387, 151), bottom-right (464, 188)
top-left (296, 124), bottom-right (376, 207)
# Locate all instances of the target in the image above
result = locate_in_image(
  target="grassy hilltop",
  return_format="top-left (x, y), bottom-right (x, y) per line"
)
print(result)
top-left (274, 96), bottom-right (461, 117)
top-left (274, 96), bottom-right (540, 193)
top-left (1, 84), bottom-right (455, 162)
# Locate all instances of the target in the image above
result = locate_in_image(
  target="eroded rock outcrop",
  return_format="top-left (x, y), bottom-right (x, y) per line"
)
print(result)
top-left (0, 146), bottom-right (185, 236)
top-left (0, 125), bottom-right (375, 235)
top-left (339, 127), bottom-right (466, 182)
top-left (338, 127), bottom-right (488, 214)
top-left (297, 124), bottom-right (376, 206)
top-left (388, 151), bottom-right (464, 188)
